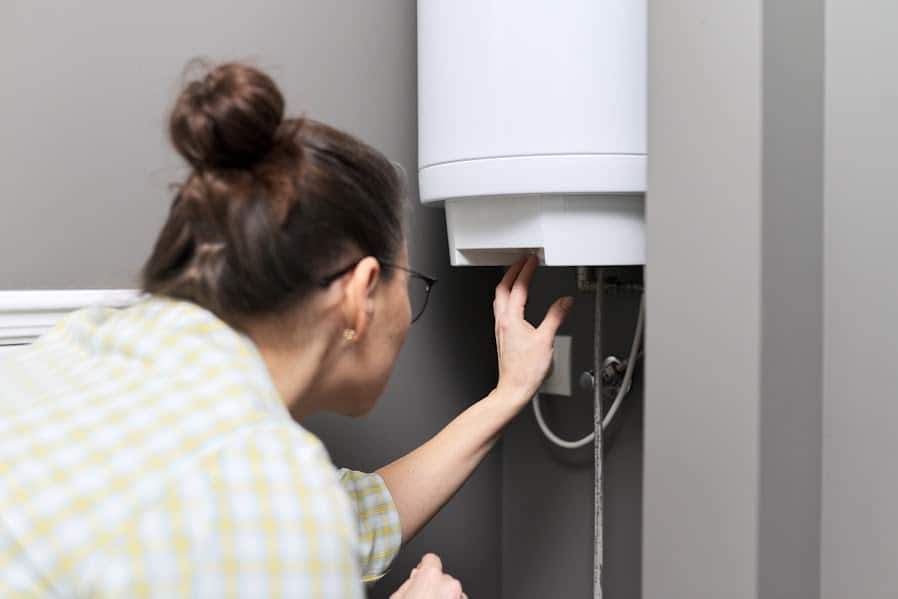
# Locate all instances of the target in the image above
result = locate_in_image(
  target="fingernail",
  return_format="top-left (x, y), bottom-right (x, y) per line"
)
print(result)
top-left (562, 296), bottom-right (575, 309)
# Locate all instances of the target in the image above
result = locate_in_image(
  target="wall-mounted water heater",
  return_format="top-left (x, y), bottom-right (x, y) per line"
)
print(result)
top-left (418, 0), bottom-right (647, 266)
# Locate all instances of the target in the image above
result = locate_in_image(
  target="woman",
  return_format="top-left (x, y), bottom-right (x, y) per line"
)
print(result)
top-left (0, 63), bottom-right (572, 598)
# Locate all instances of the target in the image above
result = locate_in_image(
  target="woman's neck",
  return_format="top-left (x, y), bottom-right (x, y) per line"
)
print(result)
top-left (246, 313), bottom-right (337, 420)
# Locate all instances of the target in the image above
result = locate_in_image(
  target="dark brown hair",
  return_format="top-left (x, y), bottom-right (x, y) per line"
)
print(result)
top-left (142, 62), bottom-right (404, 324)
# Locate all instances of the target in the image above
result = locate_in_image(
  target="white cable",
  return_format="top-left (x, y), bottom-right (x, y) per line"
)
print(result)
top-left (532, 293), bottom-right (645, 450)
top-left (533, 388), bottom-right (596, 448)
top-left (601, 294), bottom-right (644, 427)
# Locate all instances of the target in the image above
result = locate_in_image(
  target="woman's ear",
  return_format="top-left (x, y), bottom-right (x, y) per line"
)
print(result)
top-left (342, 256), bottom-right (381, 340)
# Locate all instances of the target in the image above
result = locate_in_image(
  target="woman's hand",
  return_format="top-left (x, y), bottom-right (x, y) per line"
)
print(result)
top-left (493, 255), bottom-right (574, 405)
top-left (375, 256), bottom-right (573, 549)
top-left (390, 553), bottom-right (466, 599)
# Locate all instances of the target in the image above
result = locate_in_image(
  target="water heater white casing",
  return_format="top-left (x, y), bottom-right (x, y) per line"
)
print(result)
top-left (418, 0), bottom-right (647, 266)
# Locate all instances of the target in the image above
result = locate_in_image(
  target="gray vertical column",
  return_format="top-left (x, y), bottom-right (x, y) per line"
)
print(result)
top-left (644, 1), bottom-right (824, 597)
top-left (821, 1), bottom-right (898, 597)
top-left (644, 3), bottom-right (763, 597)
top-left (758, 1), bottom-right (824, 597)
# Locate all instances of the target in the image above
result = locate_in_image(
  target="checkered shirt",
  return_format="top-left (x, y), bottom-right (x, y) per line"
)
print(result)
top-left (0, 296), bottom-right (402, 597)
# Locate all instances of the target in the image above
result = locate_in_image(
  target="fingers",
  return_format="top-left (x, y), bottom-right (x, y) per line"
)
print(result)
top-left (507, 255), bottom-right (538, 315)
top-left (440, 573), bottom-right (463, 599)
top-left (494, 256), bottom-right (528, 316)
top-left (498, 256), bottom-right (528, 292)
top-left (390, 577), bottom-right (412, 599)
top-left (419, 552), bottom-right (442, 572)
top-left (413, 553), bottom-right (444, 587)
top-left (538, 296), bottom-right (575, 337)
top-left (399, 553), bottom-right (463, 599)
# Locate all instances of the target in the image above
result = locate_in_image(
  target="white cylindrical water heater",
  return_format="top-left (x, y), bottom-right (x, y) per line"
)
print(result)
top-left (418, 0), bottom-right (646, 266)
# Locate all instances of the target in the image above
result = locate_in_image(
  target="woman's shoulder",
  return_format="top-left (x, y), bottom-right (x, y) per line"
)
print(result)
top-left (187, 420), bottom-right (340, 490)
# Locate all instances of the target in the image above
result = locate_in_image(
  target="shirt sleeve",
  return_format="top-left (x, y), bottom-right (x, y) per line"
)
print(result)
top-left (84, 425), bottom-right (365, 598)
top-left (337, 469), bottom-right (403, 583)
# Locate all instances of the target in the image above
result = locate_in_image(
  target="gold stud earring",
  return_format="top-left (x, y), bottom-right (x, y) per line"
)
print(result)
top-left (343, 329), bottom-right (357, 342)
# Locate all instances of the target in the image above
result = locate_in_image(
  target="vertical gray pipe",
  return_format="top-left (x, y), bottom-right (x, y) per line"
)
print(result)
top-left (593, 268), bottom-right (604, 598)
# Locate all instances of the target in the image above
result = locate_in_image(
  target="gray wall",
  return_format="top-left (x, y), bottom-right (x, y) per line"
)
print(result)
top-left (644, 1), bottom-right (824, 597)
top-left (1, 2), bottom-right (503, 597)
top-left (820, 1), bottom-right (898, 597)
top-left (501, 268), bottom-right (644, 599)
top-left (1, 1), bottom-right (416, 290)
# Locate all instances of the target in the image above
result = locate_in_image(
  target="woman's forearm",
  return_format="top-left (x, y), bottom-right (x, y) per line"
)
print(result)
top-left (376, 387), bottom-right (523, 544)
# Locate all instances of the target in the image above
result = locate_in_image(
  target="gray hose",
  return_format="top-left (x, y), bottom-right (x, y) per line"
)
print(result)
top-left (593, 267), bottom-right (604, 598)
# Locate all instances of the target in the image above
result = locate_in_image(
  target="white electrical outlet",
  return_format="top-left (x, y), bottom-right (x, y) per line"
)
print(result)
top-left (540, 335), bottom-right (572, 396)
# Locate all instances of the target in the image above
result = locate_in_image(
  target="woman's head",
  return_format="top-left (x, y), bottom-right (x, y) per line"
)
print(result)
top-left (142, 61), bottom-right (411, 415)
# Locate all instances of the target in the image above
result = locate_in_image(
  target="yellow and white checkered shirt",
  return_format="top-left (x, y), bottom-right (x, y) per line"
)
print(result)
top-left (0, 296), bottom-right (402, 597)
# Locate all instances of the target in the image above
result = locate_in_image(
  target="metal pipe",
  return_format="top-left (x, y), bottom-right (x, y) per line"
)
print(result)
top-left (593, 267), bottom-right (605, 598)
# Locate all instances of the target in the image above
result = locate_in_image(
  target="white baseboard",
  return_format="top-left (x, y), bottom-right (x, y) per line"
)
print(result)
top-left (0, 289), bottom-right (140, 346)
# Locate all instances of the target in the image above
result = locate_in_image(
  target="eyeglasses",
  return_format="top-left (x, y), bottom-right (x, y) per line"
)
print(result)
top-left (319, 258), bottom-right (438, 324)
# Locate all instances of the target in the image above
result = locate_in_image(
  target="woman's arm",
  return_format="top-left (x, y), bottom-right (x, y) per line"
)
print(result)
top-left (376, 386), bottom-right (520, 542)
top-left (377, 255), bottom-right (574, 543)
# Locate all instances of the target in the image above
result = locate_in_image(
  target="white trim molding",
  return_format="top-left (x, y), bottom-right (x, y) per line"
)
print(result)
top-left (0, 289), bottom-right (141, 346)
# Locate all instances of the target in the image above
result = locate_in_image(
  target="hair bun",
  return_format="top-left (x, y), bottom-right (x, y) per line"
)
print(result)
top-left (170, 62), bottom-right (286, 170)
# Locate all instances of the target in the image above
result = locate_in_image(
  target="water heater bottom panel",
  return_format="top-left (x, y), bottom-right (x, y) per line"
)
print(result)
top-left (444, 194), bottom-right (645, 267)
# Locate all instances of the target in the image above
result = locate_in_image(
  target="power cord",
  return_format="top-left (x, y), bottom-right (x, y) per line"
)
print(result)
top-left (532, 293), bottom-right (645, 449)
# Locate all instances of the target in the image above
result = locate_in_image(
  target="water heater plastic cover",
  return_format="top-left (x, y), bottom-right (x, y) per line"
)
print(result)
top-left (445, 194), bottom-right (645, 267)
